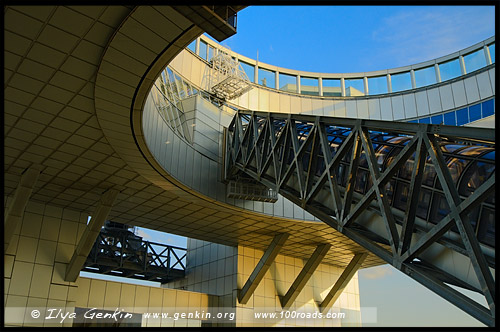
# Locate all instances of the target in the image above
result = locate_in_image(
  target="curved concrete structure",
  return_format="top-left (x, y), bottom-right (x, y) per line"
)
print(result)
top-left (4, 5), bottom-right (495, 327)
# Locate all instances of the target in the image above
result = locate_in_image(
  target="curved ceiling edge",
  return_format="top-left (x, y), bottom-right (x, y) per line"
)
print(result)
top-left (94, 7), bottom-right (334, 231)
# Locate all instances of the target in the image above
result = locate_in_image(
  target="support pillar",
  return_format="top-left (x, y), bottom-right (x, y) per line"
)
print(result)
top-left (281, 243), bottom-right (331, 309)
top-left (4, 166), bottom-right (41, 251)
top-left (238, 233), bottom-right (289, 304)
top-left (65, 189), bottom-right (119, 282)
top-left (319, 252), bottom-right (367, 313)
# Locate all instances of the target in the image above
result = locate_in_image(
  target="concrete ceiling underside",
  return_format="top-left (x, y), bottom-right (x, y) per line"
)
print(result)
top-left (4, 5), bottom-right (384, 269)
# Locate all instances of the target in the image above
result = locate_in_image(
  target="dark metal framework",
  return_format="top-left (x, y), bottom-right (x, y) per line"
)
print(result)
top-left (83, 230), bottom-right (186, 284)
top-left (224, 110), bottom-right (495, 326)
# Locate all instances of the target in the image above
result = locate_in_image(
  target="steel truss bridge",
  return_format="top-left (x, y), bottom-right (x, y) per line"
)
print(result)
top-left (83, 228), bottom-right (186, 284)
top-left (224, 110), bottom-right (495, 326)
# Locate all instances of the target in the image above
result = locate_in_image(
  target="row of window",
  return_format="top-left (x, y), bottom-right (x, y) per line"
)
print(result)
top-left (187, 38), bottom-right (495, 97)
top-left (407, 98), bottom-right (495, 126)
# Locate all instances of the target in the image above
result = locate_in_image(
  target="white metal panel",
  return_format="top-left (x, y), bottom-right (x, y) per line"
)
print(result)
top-left (451, 81), bottom-right (467, 108)
top-left (476, 71), bottom-right (493, 99)
top-left (237, 90), bottom-right (249, 109)
top-left (279, 93), bottom-right (291, 114)
top-left (379, 97), bottom-right (392, 120)
top-left (464, 76), bottom-right (480, 104)
top-left (488, 68), bottom-right (495, 91)
top-left (191, 53), bottom-right (202, 86)
top-left (312, 98), bottom-right (323, 116)
top-left (346, 99), bottom-right (357, 118)
top-left (248, 88), bottom-right (258, 110)
top-left (300, 96), bottom-right (313, 114)
top-left (334, 100), bottom-right (346, 117)
top-left (367, 98), bottom-right (381, 120)
top-left (269, 91), bottom-right (279, 112)
top-left (323, 100), bottom-right (335, 117)
top-left (356, 99), bottom-right (369, 119)
top-left (402, 93), bottom-right (417, 118)
top-left (181, 51), bottom-right (192, 81)
top-left (427, 87), bottom-right (442, 114)
top-left (258, 88), bottom-right (270, 111)
top-left (290, 95), bottom-right (302, 114)
top-left (438, 84), bottom-right (454, 111)
top-left (415, 90), bottom-right (430, 116)
top-left (391, 95), bottom-right (405, 120)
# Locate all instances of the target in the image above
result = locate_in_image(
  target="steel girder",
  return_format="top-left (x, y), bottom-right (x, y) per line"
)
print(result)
top-left (224, 110), bottom-right (495, 326)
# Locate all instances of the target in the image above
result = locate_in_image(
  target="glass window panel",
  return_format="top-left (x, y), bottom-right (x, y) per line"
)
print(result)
top-left (322, 78), bottom-right (341, 97)
top-left (431, 114), bottom-right (443, 124)
top-left (439, 58), bottom-right (461, 81)
top-left (418, 117), bottom-right (430, 124)
top-left (258, 68), bottom-right (275, 88)
top-left (240, 61), bottom-right (254, 82)
top-left (488, 43), bottom-right (495, 63)
top-left (414, 66), bottom-right (436, 88)
top-left (482, 99), bottom-right (494, 117)
top-left (469, 104), bottom-right (481, 122)
top-left (199, 40), bottom-right (207, 60)
top-left (279, 73), bottom-right (297, 92)
top-left (391, 72), bottom-right (412, 92)
top-left (443, 111), bottom-right (456, 126)
top-left (464, 49), bottom-right (487, 73)
top-left (456, 108), bottom-right (468, 125)
top-left (345, 78), bottom-right (364, 96)
top-left (300, 77), bottom-right (319, 96)
top-left (368, 76), bottom-right (388, 95)
top-left (187, 40), bottom-right (196, 53)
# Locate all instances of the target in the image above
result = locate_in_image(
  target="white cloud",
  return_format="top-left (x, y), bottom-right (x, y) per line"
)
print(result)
top-left (370, 6), bottom-right (495, 68)
top-left (359, 265), bottom-right (394, 280)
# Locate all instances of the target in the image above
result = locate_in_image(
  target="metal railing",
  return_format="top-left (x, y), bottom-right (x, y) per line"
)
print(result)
top-left (84, 231), bottom-right (186, 284)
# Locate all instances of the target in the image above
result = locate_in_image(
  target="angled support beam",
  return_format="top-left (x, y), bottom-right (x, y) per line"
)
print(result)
top-left (65, 189), bottom-right (119, 282)
top-left (238, 233), bottom-right (289, 304)
top-left (281, 243), bottom-right (331, 309)
top-left (4, 166), bottom-right (41, 251)
top-left (319, 252), bottom-right (367, 314)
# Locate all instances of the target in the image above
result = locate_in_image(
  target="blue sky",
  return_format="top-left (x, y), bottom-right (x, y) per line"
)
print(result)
top-left (84, 5), bottom-right (494, 327)
top-left (219, 6), bottom-right (495, 73)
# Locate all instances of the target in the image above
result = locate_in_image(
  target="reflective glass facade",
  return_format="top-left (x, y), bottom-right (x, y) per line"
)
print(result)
top-left (391, 72), bottom-right (412, 92)
top-left (415, 66), bottom-right (436, 88)
top-left (258, 67), bottom-right (275, 88)
top-left (439, 58), bottom-right (461, 82)
top-left (279, 73), bottom-right (297, 92)
top-left (464, 49), bottom-right (487, 73)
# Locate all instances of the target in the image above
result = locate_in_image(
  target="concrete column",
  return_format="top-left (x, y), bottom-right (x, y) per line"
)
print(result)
top-left (297, 75), bottom-right (301, 94)
top-left (195, 37), bottom-right (200, 55)
top-left (254, 63), bottom-right (258, 85)
top-left (410, 69), bottom-right (416, 89)
top-left (4, 166), bottom-right (41, 251)
top-left (484, 45), bottom-right (492, 65)
top-left (238, 233), bottom-right (289, 304)
top-left (459, 55), bottom-right (466, 75)
top-left (319, 252), bottom-right (367, 313)
top-left (340, 77), bottom-right (346, 97)
top-left (363, 77), bottom-right (369, 95)
top-left (281, 243), bottom-right (331, 309)
top-left (387, 74), bottom-right (392, 93)
top-left (275, 71), bottom-right (279, 90)
top-left (434, 63), bottom-right (441, 83)
top-left (319, 77), bottom-right (323, 96)
top-left (65, 189), bottom-right (119, 282)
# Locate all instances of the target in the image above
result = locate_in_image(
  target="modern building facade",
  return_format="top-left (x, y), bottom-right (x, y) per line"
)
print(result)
top-left (4, 5), bottom-right (495, 327)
